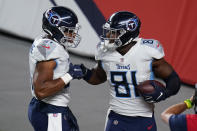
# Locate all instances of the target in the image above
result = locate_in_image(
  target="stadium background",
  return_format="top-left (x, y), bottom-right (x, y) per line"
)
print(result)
top-left (0, 0), bottom-right (196, 131)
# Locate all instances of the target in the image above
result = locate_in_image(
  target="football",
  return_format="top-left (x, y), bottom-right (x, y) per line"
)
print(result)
top-left (137, 80), bottom-right (165, 94)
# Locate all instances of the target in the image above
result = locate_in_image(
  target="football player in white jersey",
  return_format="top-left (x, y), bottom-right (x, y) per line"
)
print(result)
top-left (79, 11), bottom-right (181, 131)
top-left (28, 6), bottom-right (84, 131)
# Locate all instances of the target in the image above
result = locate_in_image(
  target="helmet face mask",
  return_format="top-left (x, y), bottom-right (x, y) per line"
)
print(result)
top-left (100, 24), bottom-right (124, 50)
top-left (42, 6), bottom-right (81, 48)
top-left (100, 11), bottom-right (141, 50)
top-left (58, 24), bottom-right (81, 48)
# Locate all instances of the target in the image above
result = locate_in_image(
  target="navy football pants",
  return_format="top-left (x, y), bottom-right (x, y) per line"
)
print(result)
top-left (28, 98), bottom-right (79, 131)
top-left (105, 110), bottom-right (157, 131)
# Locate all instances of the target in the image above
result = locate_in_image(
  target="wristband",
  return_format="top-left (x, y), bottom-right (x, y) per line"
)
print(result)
top-left (184, 99), bottom-right (193, 109)
top-left (61, 73), bottom-right (73, 84)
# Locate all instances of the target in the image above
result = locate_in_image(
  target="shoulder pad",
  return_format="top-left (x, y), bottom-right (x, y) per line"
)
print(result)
top-left (141, 39), bottom-right (163, 53)
top-left (35, 39), bottom-right (57, 59)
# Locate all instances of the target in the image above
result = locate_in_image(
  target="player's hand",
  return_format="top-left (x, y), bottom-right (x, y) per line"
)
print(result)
top-left (80, 64), bottom-right (92, 81)
top-left (80, 64), bottom-right (88, 76)
top-left (142, 83), bottom-right (167, 103)
top-left (68, 63), bottom-right (84, 79)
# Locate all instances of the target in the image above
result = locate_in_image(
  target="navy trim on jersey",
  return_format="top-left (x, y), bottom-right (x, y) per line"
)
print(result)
top-left (169, 114), bottom-right (187, 131)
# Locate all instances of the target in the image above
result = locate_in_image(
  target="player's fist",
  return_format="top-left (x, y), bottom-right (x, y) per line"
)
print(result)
top-left (137, 80), bottom-right (167, 103)
top-left (68, 63), bottom-right (84, 79)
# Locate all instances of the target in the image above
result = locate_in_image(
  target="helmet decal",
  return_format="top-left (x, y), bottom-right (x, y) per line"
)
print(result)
top-left (126, 18), bottom-right (138, 31)
top-left (46, 9), bottom-right (61, 26)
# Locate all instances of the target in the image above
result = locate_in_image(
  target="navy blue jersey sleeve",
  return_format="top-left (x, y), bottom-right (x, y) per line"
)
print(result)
top-left (169, 114), bottom-right (187, 131)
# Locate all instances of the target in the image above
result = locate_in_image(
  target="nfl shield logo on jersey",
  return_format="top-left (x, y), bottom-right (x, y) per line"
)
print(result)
top-left (120, 58), bottom-right (124, 62)
top-left (53, 113), bottom-right (58, 117)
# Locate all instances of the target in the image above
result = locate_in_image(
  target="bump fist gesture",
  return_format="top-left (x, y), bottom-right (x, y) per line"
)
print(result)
top-left (68, 63), bottom-right (85, 79)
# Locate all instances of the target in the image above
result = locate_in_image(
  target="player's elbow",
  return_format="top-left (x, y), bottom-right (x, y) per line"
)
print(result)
top-left (160, 112), bottom-right (165, 122)
top-left (34, 86), bottom-right (47, 100)
top-left (35, 91), bottom-right (46, 100)
top-left (161, 112), bottom-right (167, 123)
top-left (161, 112), bottom-right (171, 125)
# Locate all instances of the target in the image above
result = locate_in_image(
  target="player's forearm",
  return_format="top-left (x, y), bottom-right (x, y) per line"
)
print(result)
top-left (86, 76), bottom-right (106, 85)
top-left (163, 102), bottom-right (187, 115)
top-left (161, 102), bottom-right (187, 124)
top-left (164, 71), bottom-right (181, 97)
top-left (34, 78), bottom-right (66, 100)
top-left (84, 69), bottom-right (106, 85)
top-left (153, 59), bottom-right (181, 98)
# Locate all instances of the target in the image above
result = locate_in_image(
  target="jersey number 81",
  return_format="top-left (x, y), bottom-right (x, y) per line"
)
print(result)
top-left (110, 71), bottom-right (139, 98)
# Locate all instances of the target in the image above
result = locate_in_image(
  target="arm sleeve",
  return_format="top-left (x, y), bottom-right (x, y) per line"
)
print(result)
top-left (164, 71), bottom-right (181, 97)
top-left (169, 114), bottom-right (187, 131)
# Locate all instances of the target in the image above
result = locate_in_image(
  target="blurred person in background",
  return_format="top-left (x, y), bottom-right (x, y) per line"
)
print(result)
top-left (28, 6), bottom-right (84, 131)
top-left (78, 11), bottom-right (181, 131)
top-left (161, 83), bottom-right (197, 131)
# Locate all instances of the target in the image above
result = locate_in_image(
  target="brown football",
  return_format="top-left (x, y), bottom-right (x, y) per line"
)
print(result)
top-left (137, 80), bottom-right (165, 94)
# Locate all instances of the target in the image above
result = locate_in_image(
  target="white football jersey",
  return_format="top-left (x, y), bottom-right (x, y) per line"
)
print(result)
top-left (95, 38), bottom-right (165, 117)
top-left (29, 36), bottom-right (70, 107)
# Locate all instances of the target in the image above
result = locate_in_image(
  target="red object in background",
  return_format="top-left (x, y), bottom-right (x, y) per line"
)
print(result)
top-left (93, 0), bottom-right (197, 85)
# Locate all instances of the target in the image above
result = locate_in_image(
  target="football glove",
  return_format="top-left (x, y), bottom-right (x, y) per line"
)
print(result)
top-left (68, 63), bottom-right (84, 79)
top-left (141, 81), bottom-right (167, 103)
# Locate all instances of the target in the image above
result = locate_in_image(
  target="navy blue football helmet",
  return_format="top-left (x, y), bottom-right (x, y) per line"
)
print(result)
top-left (42, 6), bottom-right (81, 48)
top-left (100, 11), bottom-right (141, 50)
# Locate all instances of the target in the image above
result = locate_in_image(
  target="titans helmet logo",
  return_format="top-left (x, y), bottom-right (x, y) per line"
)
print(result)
top-left (127, 18), bottom-right (138, 31)
top-left (46, 9), bottom-right (61, 26)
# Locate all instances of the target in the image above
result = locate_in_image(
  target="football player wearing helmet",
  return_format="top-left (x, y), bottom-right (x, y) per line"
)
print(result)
top-left (79, 11), bottom-right (181, 131)
top-left (28, 6), bottom-right (84, 131)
